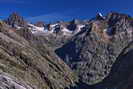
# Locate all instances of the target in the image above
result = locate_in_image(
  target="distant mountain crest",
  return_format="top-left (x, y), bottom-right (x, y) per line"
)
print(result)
top-left (5, 12), bottom-right (27, 28)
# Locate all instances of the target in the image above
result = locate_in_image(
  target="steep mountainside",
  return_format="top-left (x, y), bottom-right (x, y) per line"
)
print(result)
top-left (0, 21), bottom-right (78, 89)
top-left (55, 12), bottom-right (133, 86)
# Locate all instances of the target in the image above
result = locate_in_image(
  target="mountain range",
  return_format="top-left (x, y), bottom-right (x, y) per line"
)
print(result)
top-left (0, 12), bottom-right (132, 89)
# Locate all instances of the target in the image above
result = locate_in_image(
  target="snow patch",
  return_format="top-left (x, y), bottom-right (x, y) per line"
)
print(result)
top-left (98, 12), bottom-right (106, 19)
top-left (62, 28), bottom-right (73, 35)
top-left (28, 23), bottom-right (45, 34)
top-left (27, 23), bottom-right (86, 36)
top-left (98, 13), bottom-right (103, 17)
top-left (76, 25), bottom-right (85, 33)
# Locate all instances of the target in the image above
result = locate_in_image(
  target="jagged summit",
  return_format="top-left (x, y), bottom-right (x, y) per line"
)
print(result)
top-left (98, 12), bottom-right (103, 17)
top-left (5, 12), bottom-right (27, 28)
top-left (106, 12), bottom-right (131, 18)
top-left (95, 12), bottom-right (105, 20)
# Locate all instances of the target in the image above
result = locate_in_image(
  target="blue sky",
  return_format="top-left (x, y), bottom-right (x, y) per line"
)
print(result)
top-left (0, 0), bottom-right (133, 23)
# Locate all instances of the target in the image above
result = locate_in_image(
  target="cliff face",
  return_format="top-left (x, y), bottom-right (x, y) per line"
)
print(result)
top-left (55, 12), bottom-right (133, 86)
top-left (0, 22), bottom-right (78, 89)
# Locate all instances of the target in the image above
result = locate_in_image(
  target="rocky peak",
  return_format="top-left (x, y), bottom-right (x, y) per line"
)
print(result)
top-left (107, 12), bottom-right (131, 20)
top-left (106, 12), bottom-right (131, 26)
top-left (5, 12), bottom-right (27, 27)
top-left (96, 12), bottom-right (105, 20)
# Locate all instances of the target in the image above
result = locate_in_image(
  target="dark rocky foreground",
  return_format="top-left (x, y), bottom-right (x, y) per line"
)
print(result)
top-left (0, 12), bottom-right (132, 89)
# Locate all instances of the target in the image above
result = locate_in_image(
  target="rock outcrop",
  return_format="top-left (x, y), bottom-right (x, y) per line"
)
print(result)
top-left (4, 12), bottom-right (27, 28)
